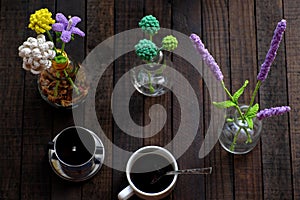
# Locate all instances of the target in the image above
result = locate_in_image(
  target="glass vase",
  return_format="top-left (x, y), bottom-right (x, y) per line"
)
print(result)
top-left (130, 51), bottom-right (171, 97)
top-left (219, 105), bottom-right (262, 154)
top-left (37, 56), bottom-right (89, 109)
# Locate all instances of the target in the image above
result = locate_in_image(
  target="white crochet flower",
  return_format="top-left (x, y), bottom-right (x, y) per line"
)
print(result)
top-left (18, 34), bottom-right (56, 74)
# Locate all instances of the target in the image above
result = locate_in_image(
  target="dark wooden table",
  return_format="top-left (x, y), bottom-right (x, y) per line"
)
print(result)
top-left (1, 0), bottom-right (299, 199)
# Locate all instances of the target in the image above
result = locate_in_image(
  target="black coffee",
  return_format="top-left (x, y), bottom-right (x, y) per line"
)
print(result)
top-left (55, 127), bottom-right (95, 165)
top-left (130, 154), bottom-right (175, 193)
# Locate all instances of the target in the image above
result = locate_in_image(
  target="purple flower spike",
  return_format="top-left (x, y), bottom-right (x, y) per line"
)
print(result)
top-left (257, 19), bottom-right (286, 82)
top-left (190, 33), bottom-right (223, 81)
top-left (52, 13), bottom-right (85, 43)
top-left (256, 106), bottom-right (290, 120)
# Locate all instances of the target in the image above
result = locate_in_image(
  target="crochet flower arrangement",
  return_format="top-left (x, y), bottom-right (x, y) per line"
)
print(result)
top-left (134, 15), bottom-right (178, 93)
top-left (190, 19), bottom-right (290, 151)
top-left (135, 15), bottom-right (178, 63)
top-left (18, 8), bottom-right (87, 107)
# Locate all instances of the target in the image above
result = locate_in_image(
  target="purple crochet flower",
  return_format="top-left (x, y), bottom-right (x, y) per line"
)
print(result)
top-left (256, 106), bottom-right (290, 120)
top-left (190, 33), bottom-right (223, 81)
top-left (257, 19), bottom-right (286, 82)
top-left (52, 13), bottom-right (85, 43)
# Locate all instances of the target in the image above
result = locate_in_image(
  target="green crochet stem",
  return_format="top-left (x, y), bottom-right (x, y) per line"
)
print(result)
top-left (246, 80), bottom-right (262, 114)
top-left (46, 30), bottom-right (57, 53)
top-left (60, 42), bottom-right (66, 55)
top-left (221, 81), bottom-right (245, 121)
top-left (63, 69), bottom-right (80, 95)
top-left (147, 71), bottom-right (155, 93)
top-left (230, 127), bottom-right (241, 151)
top-left (221, 80), bottom-right (253, 148)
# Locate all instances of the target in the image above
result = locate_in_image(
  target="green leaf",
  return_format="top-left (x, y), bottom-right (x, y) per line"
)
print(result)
top-left (232, 80), bottom-right (249, 103)
top-left (213, 100), bottom-right (236, 109)
top-left (245, 103), bottom-right (259, 119)
top-left (245, 117), bottom-right (254, 129)
top-left (54, 55), bottom-right (68, 64)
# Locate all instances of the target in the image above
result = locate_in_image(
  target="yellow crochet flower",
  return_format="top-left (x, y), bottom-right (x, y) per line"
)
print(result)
top-left (28, 8), bottom-right (55, 34)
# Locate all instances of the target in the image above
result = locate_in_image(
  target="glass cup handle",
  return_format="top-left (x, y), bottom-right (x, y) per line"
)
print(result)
top-left (118, 185), bottom-right (134, 200)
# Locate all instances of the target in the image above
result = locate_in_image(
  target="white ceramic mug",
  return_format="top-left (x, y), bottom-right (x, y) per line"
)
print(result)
top-left (118, 146), bottom-right (178, 200)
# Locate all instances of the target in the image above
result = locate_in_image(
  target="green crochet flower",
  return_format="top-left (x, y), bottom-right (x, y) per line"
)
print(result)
top-left (162, 35), bottom-right (178, 51)
top-left (135, 39), bottom-right (158, 61)
top-left (138, 15), bottom-right (160, 36)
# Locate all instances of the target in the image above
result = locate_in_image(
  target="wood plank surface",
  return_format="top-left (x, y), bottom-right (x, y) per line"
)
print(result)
top-left (50, 1), bottom-right (86, 199)
top-left (201, 0), bottom-right (234, 199)
top-left (113, 1), bottom-right (144, 199)
top-left (20, 1), bottom-right (56, 200)
top-left (81, 0), bottom-right (114, 200)
top-left (143, 0), bottom-right (172, 151)
top-left (228, 0), bottom-right (263, 199)
top-left (0, 0), bottom-right (298, 199)
top-left (0, 0), bottom-right (27, 199)
top-left (284, 0), bottom-right (300, 199)
top-left (172, 1), bottom-right (205, 199)
top-left (256, 0), bottom-right (292, 199)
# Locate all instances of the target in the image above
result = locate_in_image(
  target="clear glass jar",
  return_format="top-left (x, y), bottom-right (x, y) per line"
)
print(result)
top-left (219, 105), bottom-right (262, 154)
top-left (130, 51), bottom-right (171, 97)
top-left (37, 56), bottom-right (89, 109)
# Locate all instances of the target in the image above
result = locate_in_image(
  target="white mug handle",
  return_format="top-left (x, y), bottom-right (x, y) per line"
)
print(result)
top-left (118, 185), bottom-right (134, 200)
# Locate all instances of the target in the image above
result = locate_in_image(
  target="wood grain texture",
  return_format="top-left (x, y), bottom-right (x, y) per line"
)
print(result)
top-left (201, 0), bottom-right (234, 199)
top-left (256, 0), bottom-right (292, 199)
top-left (0, 1), bottom-right (298, 199)
top-left (50, 1), bottom-right (86, 199)
top-left (228, 0), bottom-right (263, 199)
top-left (113, 1), bottom-right (144, 199)
top-left (143, 0), bottom-right (172, 148)
top-left (172, 1), bottom-right (205, 199)
top-left (0, 1), bottom-right (26, 198)
top-left (20, 1), bottom-right (56, 200)
top-left (284, 0), bottom-right (300, 199)
top-left (142, 2), bottom-right (173, 196)
top-left (81, 0), bottom-right (114, 199)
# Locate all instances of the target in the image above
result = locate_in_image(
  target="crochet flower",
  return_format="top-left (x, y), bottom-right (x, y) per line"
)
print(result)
top-left (138, 15), bottom-right (160, 36)
top-left (256, 106), bottom-right (291, 120)
top-left (135, 39), bottom-right (158, 61)
top-left (190, 33), bottom-right (224, 81)
top-left (257, 19), bottom-right (286, 82)
top-left (28, 8), bottom-right (55, 34)
top-left (18, 34), bottom-right (56, 74)
top-left (162, 35), bottom-right (178, 51)
top-left (52, 13), bottom-right (85, 43)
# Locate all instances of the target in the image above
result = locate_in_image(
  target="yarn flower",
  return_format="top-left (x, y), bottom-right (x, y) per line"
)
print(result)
top-left (19, 8), bottom-right (87, 106)
top-left (138, 15), bottom-right (160, 36)
top-left (162, 35), bottom-right (178, 51)
top-left (257, 19), bottom-right (286, 82)
top-left (135, 39), bottom-right (158, 62)
top-left (52, 13), bottom-right (85, 43)
top-left (189, 20), bottom-right (290, 151)
top-left (190, 33), bottom-right (224, 81)
top-left (28, 8), bottom-right (55, 34)
top-left (134, 15), bottom-right (178, 94)
top-left (18, 34), bottom-right (56, 74)
top-left (257, 106), bottom-right (291, 120)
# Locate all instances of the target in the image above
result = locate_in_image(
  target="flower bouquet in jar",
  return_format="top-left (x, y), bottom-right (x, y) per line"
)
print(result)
top-left (131, 15), bottom-right (179, 96)
top-left (18, 8), bottom-right (88, 108)
top-left (190, 19), bottom-right (290, 154)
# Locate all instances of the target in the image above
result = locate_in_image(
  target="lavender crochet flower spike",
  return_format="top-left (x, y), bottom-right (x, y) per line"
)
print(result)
top-left (256, 106), bottom-right (291, 120)
top-left (257, 19), bottom-right (286, 82)
top-left (190, 33), bottom-right (223, 81)
top-left (52, 13), bottom-right (85, 43)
